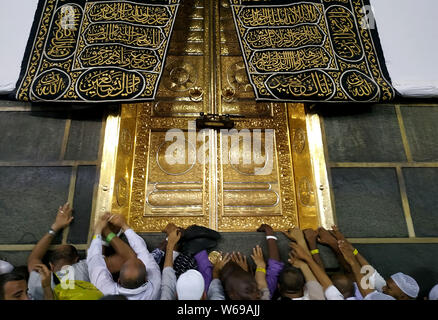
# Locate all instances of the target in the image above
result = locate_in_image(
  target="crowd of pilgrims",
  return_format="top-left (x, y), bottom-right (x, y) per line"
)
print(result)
top-left (1, 202), bottom-right (436, 301)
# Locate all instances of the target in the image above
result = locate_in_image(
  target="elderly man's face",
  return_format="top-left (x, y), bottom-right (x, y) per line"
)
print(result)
top-left (3, 279), bottom-right (29, 300)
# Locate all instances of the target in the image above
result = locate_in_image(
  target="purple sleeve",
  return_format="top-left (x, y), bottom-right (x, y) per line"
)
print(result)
top-left (194, 250), bottom-right (213, 291)
top-left (266, 258), bottom-right (284, 299)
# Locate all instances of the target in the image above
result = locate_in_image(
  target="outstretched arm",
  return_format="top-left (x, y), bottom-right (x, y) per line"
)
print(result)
top-left (287, 250), bottom-right (317, 283)
top-left (163, 229), bottom-right (181, 269)
top-left (28, 203), bottom-right (73, 272)
top-left (303, 229), bottom-right (325, 270)
top-left (330, 225), bottom-right (384, 289)
top-left (282, 227), bottom-right (310, 252)
top-left (251, 246), bottom-right (271, 300)
top-left (87, 213), bottom-right (117, 295)
top-left (160, 228), bottom-right (181, 300)
top-left (257, 224), bottom-right (284, 298)
top-left (284, 228), bottom-right (320, 283)
top-left (288, 251), bottom-right (325, 300)
top-left (212, 253), bottom-right (231, 280)
top-left (338, 240), bottom-right (375, 298)
top-left (208, 253), bottom-right (231, 300)
top-left (101, 214), bottom-right (137, 273)
top-left (231, 252), bottom-right (249, 272)
top-left (318, 227), bottom-right (351, 273)
top-left (251, 245), bottom-right (268, 291)
top-left (257, 224), bottom-right (280, 261)
top-left (34, 264), bottom-right (54, 300)
top-left (290, 242), bottom-right (333, 290)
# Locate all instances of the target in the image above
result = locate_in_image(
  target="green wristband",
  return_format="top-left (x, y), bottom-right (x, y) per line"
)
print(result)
top-left (106, 232), bottom-right (117, 243)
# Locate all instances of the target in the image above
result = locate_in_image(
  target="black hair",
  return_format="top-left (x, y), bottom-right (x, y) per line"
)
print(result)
top-left (48, 245), bottom-right (79, 266)
top-left (230, 276), bottom-right (259, 300)
top-left (221, 261), bottom-right (259, 300)
top-left (278, 266), bottom-right (305, 295)
top-left (13, 266), bottom-right (30, 282)
top-left (331, 273), bottom-right (354, 299)
top-left (0, 272), bottom-right (26, 300)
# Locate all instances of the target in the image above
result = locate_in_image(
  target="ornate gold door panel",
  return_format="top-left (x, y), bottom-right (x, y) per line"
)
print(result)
top-left (106, 103), bottom-right (319, 232)
top-left (217, 105), bottom-right (298, 231)
top-left (215, 0), bottom-right (319, 231)
top-left (96, 0), bottom-right (323, 232)
top-left (111, 104), bottom-right (214, 232)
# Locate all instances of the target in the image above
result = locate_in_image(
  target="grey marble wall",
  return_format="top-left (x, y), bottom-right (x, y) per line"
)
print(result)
top-left (0, 105), bottom-right (103, 249)
top-left (322, 103), bottom-right (438, 296)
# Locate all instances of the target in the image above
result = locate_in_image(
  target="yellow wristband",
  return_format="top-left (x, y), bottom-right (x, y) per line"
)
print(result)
top-left (106, 232), bottom-right (117, 243)
top-left (353, 249), bottom-right (358, 256)
top-left (310, 249), bottom-right (319, 255)
top-left (256, 267), bottom-right (266, 274)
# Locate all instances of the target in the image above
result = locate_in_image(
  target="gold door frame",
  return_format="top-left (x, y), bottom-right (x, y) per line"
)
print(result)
top-left (94, 103), bottom-right (335, 232)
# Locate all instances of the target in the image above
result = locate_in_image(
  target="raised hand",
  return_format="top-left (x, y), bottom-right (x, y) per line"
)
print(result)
top-left (330, 225), bottom-right (346, 241)
top-left (257, 224), bottom-right (274, 236)
top-left (34, 263), bottom-right (52, 289)
top-left (231, 251), bottom-right (249, 272)
top-left (288, 251), bottom-right (306, 269)
top-left (337, 240), bottom-right (357, 265)
top-left (108, 214), bottom-right (129, 232)
top-left (250, 245), bottom-right (266, 269)
top-left (162, 223), bottom-right (179, 235)
top-left (289, 242), bottom-right (311, 262)
top-left (282, 227), bottom-right (307, 248)
top-left (167, 228), bottom-right (181, 248)
top-left (212, 252), bottom-right (231, 278)
top-left (51, 202), bottom-right (73, 232)
top-left (251, 246), bottom-right (268, 291)
top-left (303, 229), bottom-right (318, 248)
top-left (94, 212), bottom-right (110, 235)
top-left (317, 227), bottom-right (338, 247)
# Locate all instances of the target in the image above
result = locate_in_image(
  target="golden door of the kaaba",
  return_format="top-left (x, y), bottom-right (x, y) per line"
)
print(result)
top-left (95, 0), bottom-right (332, 232)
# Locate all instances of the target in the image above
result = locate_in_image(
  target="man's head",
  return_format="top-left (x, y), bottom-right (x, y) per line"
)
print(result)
top-left (382, 272), bottom-right (419, 300)
top-left (331, 273), bottom-right (354, 299)
top-left (278, 266), bottom-right (305, 297)
top-left (221, 262), bottom-right (260, 300)
top-left (176, 269), bottom-right (206, 300)
top-left (118, 258), bottom-right (147, 289)
top-left (48, 245), bottom-right (79, 272)
top-left (0, 272), bottom-right (29, 300)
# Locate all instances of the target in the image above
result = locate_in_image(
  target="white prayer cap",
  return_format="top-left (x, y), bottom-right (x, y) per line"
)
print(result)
top-left (390, 272), bottom-right (419, 298)
top-left (364, 291), bottom-right (396, 300)
top-left (428, 284), bottom-right (438, 300)
top-left (176, 269), bottom-right (205, 300)
top-left (0, 260), bottom-right (14, 275)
